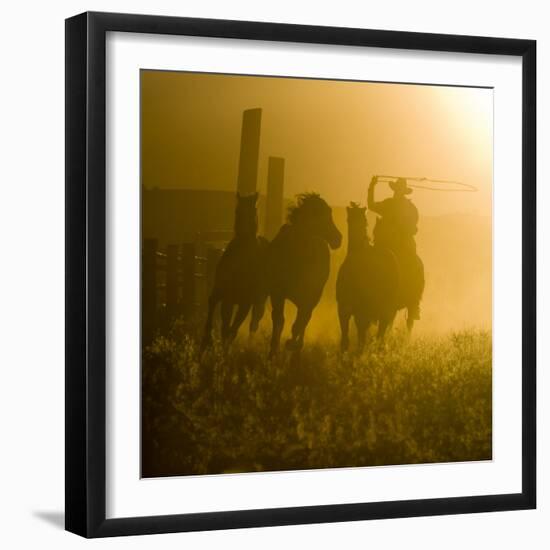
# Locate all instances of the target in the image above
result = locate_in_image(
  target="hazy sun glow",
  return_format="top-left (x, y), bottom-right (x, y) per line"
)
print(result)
top-left (141, 71), bottom-right (493, 333)
top-left (141, 72), bottom-right (493, 217)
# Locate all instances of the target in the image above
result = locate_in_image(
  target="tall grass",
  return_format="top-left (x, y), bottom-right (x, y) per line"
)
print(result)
top-left (142, 321), bottom-right (492, 477)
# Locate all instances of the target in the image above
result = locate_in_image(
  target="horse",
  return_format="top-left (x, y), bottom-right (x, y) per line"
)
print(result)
top-left (267, 192), bottom-right (342, 356)
top-left (395, 252), bottom-right (425, 332)
top-left (201, 192), bottom-right (268, 351)
top-left (336, 203), bottom-right (400, 352)
top-left (373, 230), bottom-right (425, 332)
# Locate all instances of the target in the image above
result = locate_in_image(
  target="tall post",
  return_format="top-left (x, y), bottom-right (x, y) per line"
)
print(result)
top-left (142, 238), bottom-right (158, 344)
top-left (180, 243), bottom-right (195, 316)
top-left (264, 156), bottom-right (285, 240)
top-left (166, 244), bottom-right (179, 317)
top-left (237, 108), bottom-right (262, 195)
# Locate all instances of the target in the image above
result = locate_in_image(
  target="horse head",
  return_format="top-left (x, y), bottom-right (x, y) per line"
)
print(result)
top-left (346, 202), bottom-right (368, 251)
top-left (288, 192), bottom-right (342, 249)
top-left (234, 192), bottom-right (259, 238)
top-left (346, 202), bottom-right (367, 229)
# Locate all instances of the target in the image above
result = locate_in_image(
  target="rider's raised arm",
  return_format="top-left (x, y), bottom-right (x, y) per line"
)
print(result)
top-left (367, 176), bottom-right (383, 215)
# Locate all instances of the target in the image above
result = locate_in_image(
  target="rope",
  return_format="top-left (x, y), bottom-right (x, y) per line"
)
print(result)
top-left (376, 176), bottom-right (478, 193)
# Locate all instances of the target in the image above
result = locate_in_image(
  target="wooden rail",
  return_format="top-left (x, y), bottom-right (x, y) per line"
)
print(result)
top-left (142, 238), bottom-right (223, 344)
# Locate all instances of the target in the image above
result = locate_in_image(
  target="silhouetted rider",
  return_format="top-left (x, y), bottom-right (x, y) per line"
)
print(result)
top-left (368, 176), bottom-right (418, 255)
top-left (368, 176), bottom-right (422, 321)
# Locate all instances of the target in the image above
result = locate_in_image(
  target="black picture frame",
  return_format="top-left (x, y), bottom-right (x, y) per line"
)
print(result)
top-left (65, 11), bottom-right (536, 538)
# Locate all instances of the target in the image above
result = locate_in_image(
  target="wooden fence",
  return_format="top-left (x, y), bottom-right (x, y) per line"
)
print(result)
top-left (142, 238), bottom-right (225, 343)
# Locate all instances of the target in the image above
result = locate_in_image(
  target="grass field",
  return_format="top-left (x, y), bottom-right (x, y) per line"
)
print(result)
top-left (141, 320), bottom-right (492, 477)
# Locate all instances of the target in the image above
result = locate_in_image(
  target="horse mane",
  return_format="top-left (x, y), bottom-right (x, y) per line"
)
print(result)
top-left (287, 192), bottom-right (326, 225)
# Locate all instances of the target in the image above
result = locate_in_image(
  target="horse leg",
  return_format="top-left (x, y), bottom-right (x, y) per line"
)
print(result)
top-left (406, 308), bottom-right (416, 334)
top-left (287, 306), bottom-right (313, 351)
top-left (378, 310), bottom-right (396, 341)
top-left (378, 318), bottom-right (389, 341)
top-left (269, 295), bottom-right (285, 358)
top-left (249, 296), bottom-right (266, 336)
top-left (338, 306), bottom-right (351, 353)
top-left (201, 292), bottom-right (219, 351)
top-left (406, 255), bottom-right (424, 333)
top-left (355, 315), bottom-right (369, 354)
top-left (228, 302), bottom-right (252, 343)
top-left (220, 300), bottom-right (233, 343)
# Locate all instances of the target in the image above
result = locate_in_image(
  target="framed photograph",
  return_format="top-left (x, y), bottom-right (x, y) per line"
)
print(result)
top-left (65, 11), bottom-right (536, 537)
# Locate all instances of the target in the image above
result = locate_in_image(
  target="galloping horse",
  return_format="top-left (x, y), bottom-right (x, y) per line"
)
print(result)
top-left (395, 253), bottom-right (425, 332)
top-left (336, 203), bottom-right (399, 352)
top-left (201, 192), bottom-right (268, 350)
top-left (268, 193), bottom-right (342, 356)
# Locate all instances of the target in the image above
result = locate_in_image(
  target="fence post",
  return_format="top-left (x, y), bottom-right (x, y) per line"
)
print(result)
top-left (265, 156), bottom-right (285, 240)
top-left (166, 244), bottom-right (179, 317)
top-left (142, 238), bottom-right (158, 344)
top-left (180, 243), bottom-right (195, 316)
top-left (237, 108), bottom-right (262, 195)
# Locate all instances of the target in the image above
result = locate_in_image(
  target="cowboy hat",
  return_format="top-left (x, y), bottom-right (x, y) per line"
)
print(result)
top-left (389, 177), bottom-right (413, 195)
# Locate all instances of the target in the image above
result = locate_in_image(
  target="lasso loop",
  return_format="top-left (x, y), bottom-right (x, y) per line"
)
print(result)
top-left (376, 175), bottom-right (478, 193)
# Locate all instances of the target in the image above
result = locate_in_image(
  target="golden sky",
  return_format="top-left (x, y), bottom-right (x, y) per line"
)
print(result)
top-left (141, 70), bottom-right (493, 217)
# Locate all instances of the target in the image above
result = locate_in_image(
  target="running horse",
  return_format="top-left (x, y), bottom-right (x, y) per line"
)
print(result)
top-left (336, 203), bottom-right (399, 352)
top-left (268, 193), bottom-right (342, 356)
top-left (201, 192), bottom-right (268, 350)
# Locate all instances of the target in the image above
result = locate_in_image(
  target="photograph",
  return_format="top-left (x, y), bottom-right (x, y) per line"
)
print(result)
top-left (0, 1), bottom-right (542, 545)
top-left (140, 69), bottom-right (493, 478)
